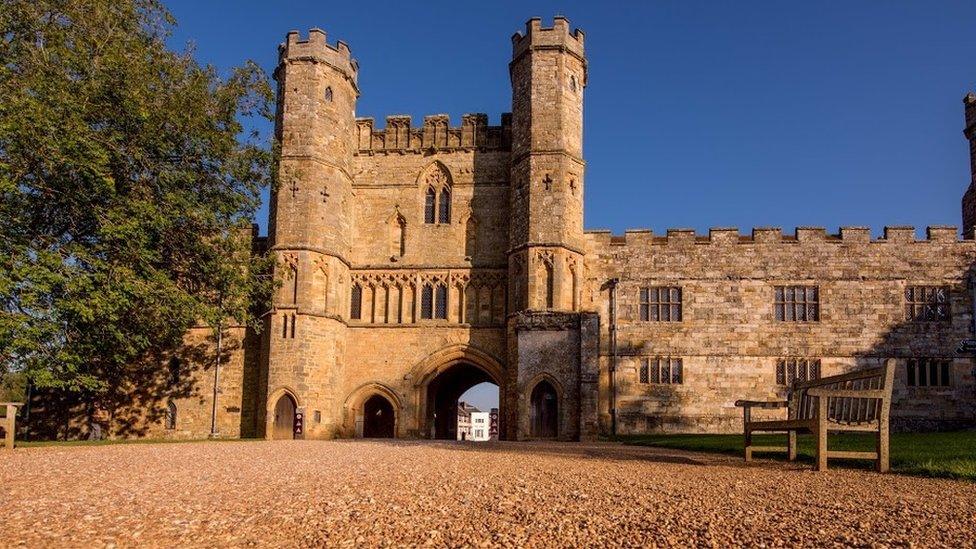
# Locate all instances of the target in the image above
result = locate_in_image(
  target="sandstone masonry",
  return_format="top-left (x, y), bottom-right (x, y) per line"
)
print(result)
top-left (48, 18), bottom-right (976, 440)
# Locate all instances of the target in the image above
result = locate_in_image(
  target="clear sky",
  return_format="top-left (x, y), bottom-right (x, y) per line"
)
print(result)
top-left (164, 1), bottom-right (975, 411)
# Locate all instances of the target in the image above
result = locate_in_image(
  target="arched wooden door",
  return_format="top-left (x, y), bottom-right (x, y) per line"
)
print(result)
top-left (362, 394), bottom-right (395, 438)
top-left (530, 380), bottom-right (558, 438)
top-left (273, 394), bottom-right (297, 440)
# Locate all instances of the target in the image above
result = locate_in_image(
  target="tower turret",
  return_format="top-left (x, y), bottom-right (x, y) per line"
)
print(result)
top-left (508, 17), bottom-right (587, 312)
top-left (263, 29), bottom-right (358, 438)
top-left (962, 92), bottom-right (976, 237)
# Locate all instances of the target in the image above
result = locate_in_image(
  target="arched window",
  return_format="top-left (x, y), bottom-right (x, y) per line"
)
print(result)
top-left (424, 188), bottom-right (436, 224)
top-left (324, 86), bottom-right (333, 102)
top-left (350, 284), bottom-right (362, 320)
top-left (438, 188), bottom-right (451, 223)
top-left (165, 401), bottom-right (177, 430)
top-left (435, 284), bottom-right (448, 320)
top-left (421, 284), bottom-right (434, 319)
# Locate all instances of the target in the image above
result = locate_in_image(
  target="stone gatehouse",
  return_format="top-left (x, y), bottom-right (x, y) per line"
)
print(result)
top-left (68, 17), bottom-right (976, 441)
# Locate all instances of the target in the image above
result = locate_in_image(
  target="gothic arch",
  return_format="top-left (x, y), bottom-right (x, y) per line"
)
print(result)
top-left (410, 343), bottom-right (505, 387)
top-left (524, 373), bottom-right (565, 439)
top-left (343, 382), bottom-right (404, 438)
top-left (265, 386), bottom-right (303, 440)
top-left (418, 161), bottom-right (453, 225)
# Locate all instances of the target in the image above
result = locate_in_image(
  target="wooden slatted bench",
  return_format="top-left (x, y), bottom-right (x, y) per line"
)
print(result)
top-left (734, 359), bottom-right (895, 472)
top-left (0, 402), bottom-right (23, 450)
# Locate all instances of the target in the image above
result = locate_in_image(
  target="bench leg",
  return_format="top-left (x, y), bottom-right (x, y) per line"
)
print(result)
top-left (877, 426), bottom-right (889, 473)
top-left (744, 428), bottom-right (753, 462)
top-left (814, 410), bottom-right (828, 472)
top-left (3, 414), bottom-right (13, 451)
top-left (787, 431), bottom-right (797, 461)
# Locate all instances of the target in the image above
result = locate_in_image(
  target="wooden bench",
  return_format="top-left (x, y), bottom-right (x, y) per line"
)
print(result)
top-left (734, 360), bottom-right (895, 472)
top-left (0, 402), bottom-right (23, 450)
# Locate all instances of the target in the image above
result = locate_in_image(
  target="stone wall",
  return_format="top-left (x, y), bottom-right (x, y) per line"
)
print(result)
top-left (585, 227), bottom-right (976, 433)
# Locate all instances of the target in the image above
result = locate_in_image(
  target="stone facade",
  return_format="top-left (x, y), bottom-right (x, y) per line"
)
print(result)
top-left (40, 17), bottom-right (976, 440)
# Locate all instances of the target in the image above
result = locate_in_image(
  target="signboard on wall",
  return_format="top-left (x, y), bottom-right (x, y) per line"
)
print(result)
top-left (294, 408), bottom-right (305, 439)
top-left (489, 407), bottom-right (499, 440)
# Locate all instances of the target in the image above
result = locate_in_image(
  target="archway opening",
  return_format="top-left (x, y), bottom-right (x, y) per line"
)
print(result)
top-left (530, 380), bottom-right (558, 438)
top-left (273, 393), bottom-right (297, 440)
top-left (457, 382), bottom-right (499, 441)
top-left (426, 362), bottom-right (498, 440)
top-left (363, 394), bottom-right (395, 438)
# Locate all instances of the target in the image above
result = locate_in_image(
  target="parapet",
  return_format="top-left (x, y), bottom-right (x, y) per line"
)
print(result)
top-left (511, 16), bottom-right (585, 61)
top-left (965, 92), bottom-right (976, 139)
top-left (355, 113), bottom-right (512, 154)
top-left (278, 28), bottom-right (358, 86)
top-left (584, 225), bottom-right (967, 248)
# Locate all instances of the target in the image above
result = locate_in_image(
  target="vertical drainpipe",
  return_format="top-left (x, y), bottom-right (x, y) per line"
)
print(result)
top-left (608, 278), bottom-right (619, 437)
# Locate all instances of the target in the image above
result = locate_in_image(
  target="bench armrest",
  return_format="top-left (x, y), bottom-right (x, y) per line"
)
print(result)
top-left (806, 388), bottom-right (887, 399)
top-left (734, 400), bottom-right (789, 409)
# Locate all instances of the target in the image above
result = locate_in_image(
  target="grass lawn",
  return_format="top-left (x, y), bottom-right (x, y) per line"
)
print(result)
top-left (618, 431), bottom-right (976, 481)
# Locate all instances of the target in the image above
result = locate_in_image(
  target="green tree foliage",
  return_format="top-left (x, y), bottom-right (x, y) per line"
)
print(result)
top-left (0, 0), bottom-right (276, 397)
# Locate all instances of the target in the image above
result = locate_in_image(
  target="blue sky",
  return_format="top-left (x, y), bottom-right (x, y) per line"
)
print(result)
top-left (164, 1), bottom-right (975, 410)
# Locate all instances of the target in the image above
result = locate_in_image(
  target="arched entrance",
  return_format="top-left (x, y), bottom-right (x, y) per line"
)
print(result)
top-left (363, 394), bottom-right (395, 438)
top-left (530, 380), bottom-right (558, 438)
top-left (273, 393), bottom-right (297, 440)
top-left (425, 362), bottom-right (497, 440)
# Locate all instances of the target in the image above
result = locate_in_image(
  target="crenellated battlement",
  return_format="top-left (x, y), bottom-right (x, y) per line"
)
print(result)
top-left (277, 28), bottom-right (358, 85)
top-left (355, 113), bottom-right (512, 154)
top-left (511, 16), bottom-right (585, 62)
top-left (585, 225), bottom-right (967, 248)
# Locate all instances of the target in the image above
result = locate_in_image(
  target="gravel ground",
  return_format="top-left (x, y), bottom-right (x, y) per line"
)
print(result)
top-left (1, 440), bottom-right (974, 548)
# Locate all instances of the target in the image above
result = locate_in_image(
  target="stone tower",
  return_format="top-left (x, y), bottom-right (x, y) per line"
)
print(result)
top-left (508, 16), bottom-right (587, 312)
top-left (962, 92), bottom-right (976, 237)
top-left (504, 18), bottom-right (600, 441)
top-left (263, 29), bottom-right (358, 438)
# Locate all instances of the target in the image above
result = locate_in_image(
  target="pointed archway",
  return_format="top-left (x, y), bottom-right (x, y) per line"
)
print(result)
top-left (363, 394), bottom-right (396, 438)
top-left (530, 380), bottom-right (559, 438)
top-left (272, 393), bottom-right (297, 440)
top-left (411, 344), bottom-right (506, 440)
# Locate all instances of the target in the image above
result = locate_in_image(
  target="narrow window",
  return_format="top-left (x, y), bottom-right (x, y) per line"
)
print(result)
top-left (639, 359), bottom-right (649, 384)
top-left (421, 284), bottom-right (434, 319)
top-left (435, 284), bottom-right (448, 319)
top-left (290, 313), bottom-right (296, 338)
top-left (544, 263), bottom-right (554, 309)
top-left (647, 358), bottom-right (683, 385)
top-left (282, 313), bottom-right (289, 338)
top-left (350, 284), bottom-right (362, 320)
top-left (774, 286), bottom-right (819, 322)
top-left (906, 358), bottom-right (951, 387)
top-left (165, 401), bottom-right (177, 430)
top-left (775, 358), bottom-right (822, 385)
top-left (640, 287), bottom-right (682, 321)
top-left (167, 356), bottom-right (181, 387)
top-left (905, 286), bottom-right (951, 322)
top-left (438, 188), bottom-right (451, 223)
top-left (424, 188), bottom-right (436, 224)
top-left (324, 86), bottom-right (333, 102)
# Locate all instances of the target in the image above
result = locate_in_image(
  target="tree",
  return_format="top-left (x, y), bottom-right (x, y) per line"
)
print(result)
top-left (0, 0), bottom-right (276, 425)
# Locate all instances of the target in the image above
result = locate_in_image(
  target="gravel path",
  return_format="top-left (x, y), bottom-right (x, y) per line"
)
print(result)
top-left (1, 440), bottom-right (974, 548)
